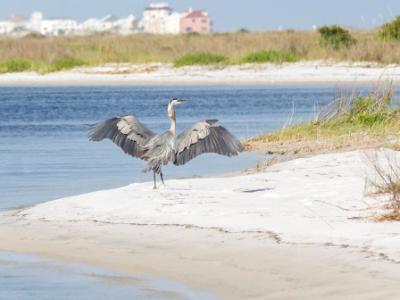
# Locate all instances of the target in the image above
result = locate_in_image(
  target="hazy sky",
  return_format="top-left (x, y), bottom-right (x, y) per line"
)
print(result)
top-left (1, 0), bottom-right (400, 31)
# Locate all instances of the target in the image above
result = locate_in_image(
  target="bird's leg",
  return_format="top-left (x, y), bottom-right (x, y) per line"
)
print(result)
top-left (160, 170), bottom-right (165, 185)
top-left (153, 171), bottom-right (157, 189)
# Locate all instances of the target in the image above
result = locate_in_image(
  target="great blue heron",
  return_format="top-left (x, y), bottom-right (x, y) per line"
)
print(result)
top-left (88, 98), bottom-right (244, 189)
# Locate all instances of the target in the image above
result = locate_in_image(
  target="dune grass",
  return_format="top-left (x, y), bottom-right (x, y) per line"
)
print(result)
top-left (0, 59), bottom-right (32, 73)
top-left (47, 57), bottom-right (87, 72)
top-left (0, 28), bottom-right (399, 72)
top-left (246, 84), bottom-right (400, 157)
top-left (174, 52), bottom-right (227, 67)
top-left (365, 151), bottom-right (400, 220)
top-left (0, 57), bottom-right (87, 74)
top-left (242, 50), bottom-right (299, 63)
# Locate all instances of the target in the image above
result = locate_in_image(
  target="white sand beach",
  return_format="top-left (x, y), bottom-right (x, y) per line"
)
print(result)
top-left (1, 149), bottom-right (400, 299)
top-left (1, 61), bottom-right (400, 86)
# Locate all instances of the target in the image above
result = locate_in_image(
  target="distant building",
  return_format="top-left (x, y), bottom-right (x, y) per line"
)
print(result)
top-left (0, 21), bottom-right (16, 35)
top-left (79, 16), bottom-right (114, 34)
top-left (79, 15), bottom-right (116, 34)
top-left (164, 12), bottom-right (181, 34)
top-left (29, 11), bottom-right (44, 32)
top-left (79, 14), bottom-right (137, 35)
top-left (180, 9), bottom-right (212, 34)
top-left (110, 15), bottom-right (137, 35)
top-left (139, 3), bottom-right (180, 34)
top-left (3, 14), bottom-right (30, 36)
top-left (6, 14), bottom-right (29, 25)
top-left (40, 19), bottom-right (77, 36)
top-left (25, 12), bottom-right (77, 36)
top-left (0, 5), bottom-right (212, 37)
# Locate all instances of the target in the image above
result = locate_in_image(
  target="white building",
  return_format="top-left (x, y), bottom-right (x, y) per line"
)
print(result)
top-left (1, 15), bottom-right (30, 36)
top-left (112, 14), bottom-right (137, 35)
top-left (28, 11), bottom-right (43, 32)
top-left (0, 21), bottom-right (16, 35)
top-left (40, 19), bottom-right (77, 36)
top-left (164, 12), bottom-right (181, 34)
top-left (0, 4), bottom-right (198, 37)
top-left (79, 14), bottom-right (137, 35)
top-left (79, 15), bottom-right (116, 34)
top-left (20, 11), bottom-right (78, 36)
top-left (139, 3), bottom-right (180, 34)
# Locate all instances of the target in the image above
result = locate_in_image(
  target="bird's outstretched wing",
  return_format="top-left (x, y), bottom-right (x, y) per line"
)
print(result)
top-left (174, 119), bottom-right (244, 166)
top-left (88, 116), bottom-right (155, 158)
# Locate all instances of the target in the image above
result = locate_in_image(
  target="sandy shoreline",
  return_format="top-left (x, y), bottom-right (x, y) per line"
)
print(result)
top-left (0, 217), bottom-right (400, 300)
top-left (0, 61), bottom-right (400, 86)
top-left (1, 150), bottom-right (400, 299)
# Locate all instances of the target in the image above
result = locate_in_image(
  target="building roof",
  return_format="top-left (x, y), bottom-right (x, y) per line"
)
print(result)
top-left (145, 3), bottom-right (172, 11)
top-left (101, 15), bottom-right (119, 22)
top-left (6, 15), bottom-right (28, 24)
top-left (183, 10), bottom-right (208, 18)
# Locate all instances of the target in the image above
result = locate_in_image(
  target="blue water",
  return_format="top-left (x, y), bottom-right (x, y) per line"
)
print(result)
top-left (0, 251), bottom-right (216, 300)
top-left (2, 84), bottom-right (395, 299)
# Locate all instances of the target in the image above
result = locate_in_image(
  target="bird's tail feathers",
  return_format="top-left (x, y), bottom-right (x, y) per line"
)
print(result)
top-left (142, 162), bottom-right (162, 174)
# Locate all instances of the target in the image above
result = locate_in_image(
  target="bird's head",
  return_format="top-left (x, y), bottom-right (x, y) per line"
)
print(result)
top-left (169, 97), bottom-right (186, 106)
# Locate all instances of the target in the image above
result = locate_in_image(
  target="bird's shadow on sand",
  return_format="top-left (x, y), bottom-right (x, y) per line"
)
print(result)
top-left (239, 187), bottom-right (274, 193)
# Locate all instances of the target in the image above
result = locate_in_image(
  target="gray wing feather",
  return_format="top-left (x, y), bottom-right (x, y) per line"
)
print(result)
top-left (174, 120), bottom-right (244, 166)
top-left (88, 116), bottom-right (155, 158)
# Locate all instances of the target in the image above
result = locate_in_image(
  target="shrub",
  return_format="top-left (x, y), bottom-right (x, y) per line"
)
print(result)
top-left (380, 16), bottom-right (400, 41)
top-left (49, 57), bottom-right (87, 72)
top-left (242, 50), bottom-right (299, 63)
top-left (174, 52), bottom-right (227, 67)
top-left (318, 87), bottom-right (393, 127)
top-left (185, 32), bottom-right (200, 37)
top-left (0, 59), bottom-right (32, 73)
top-left (318, 25), bottom-right (356, 49)
top-left (349, 97), bottom-right (389, 126)
top-left (23, 32), bottom-right (45, 39)
top-left (237, 28), bottom-right (250, 33)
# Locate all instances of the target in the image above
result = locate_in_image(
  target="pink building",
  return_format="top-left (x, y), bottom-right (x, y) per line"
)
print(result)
top-left (180, 9), bottom-right (211, 34)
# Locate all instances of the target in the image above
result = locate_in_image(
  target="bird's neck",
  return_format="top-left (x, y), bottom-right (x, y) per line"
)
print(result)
top-left (168, 103), bottom-right (176, 136)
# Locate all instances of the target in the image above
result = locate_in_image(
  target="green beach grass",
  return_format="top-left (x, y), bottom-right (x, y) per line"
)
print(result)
top-left (242, 50), bottom-right (299, 63)
top-left (246, 84), bottom-right (400, 157)
top-left (174, 52), bottom-right (227, 67)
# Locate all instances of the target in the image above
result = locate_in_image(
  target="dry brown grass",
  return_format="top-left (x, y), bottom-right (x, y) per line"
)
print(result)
top-left (364, 151), bottom-right (400, 221)
top-left (374, 211), bottom-right (400, 221)
top-left (0, 32), bottom-right (318, 65)
top-left (0, 30), bottom-right (400, 71)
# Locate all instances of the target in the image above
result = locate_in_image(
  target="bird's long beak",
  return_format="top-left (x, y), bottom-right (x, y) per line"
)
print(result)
top-left (177, 99), bottom-right (186, 104)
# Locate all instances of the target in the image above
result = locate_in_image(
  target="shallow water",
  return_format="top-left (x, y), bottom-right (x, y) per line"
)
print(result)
top-left (0, 85), bottom-right (346, 210)
top-left (0, 251), bottom-right (217, 300)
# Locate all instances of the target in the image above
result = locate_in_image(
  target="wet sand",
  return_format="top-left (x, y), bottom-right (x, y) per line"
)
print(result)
top-left (0, 214), bottom-right (399, 300)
